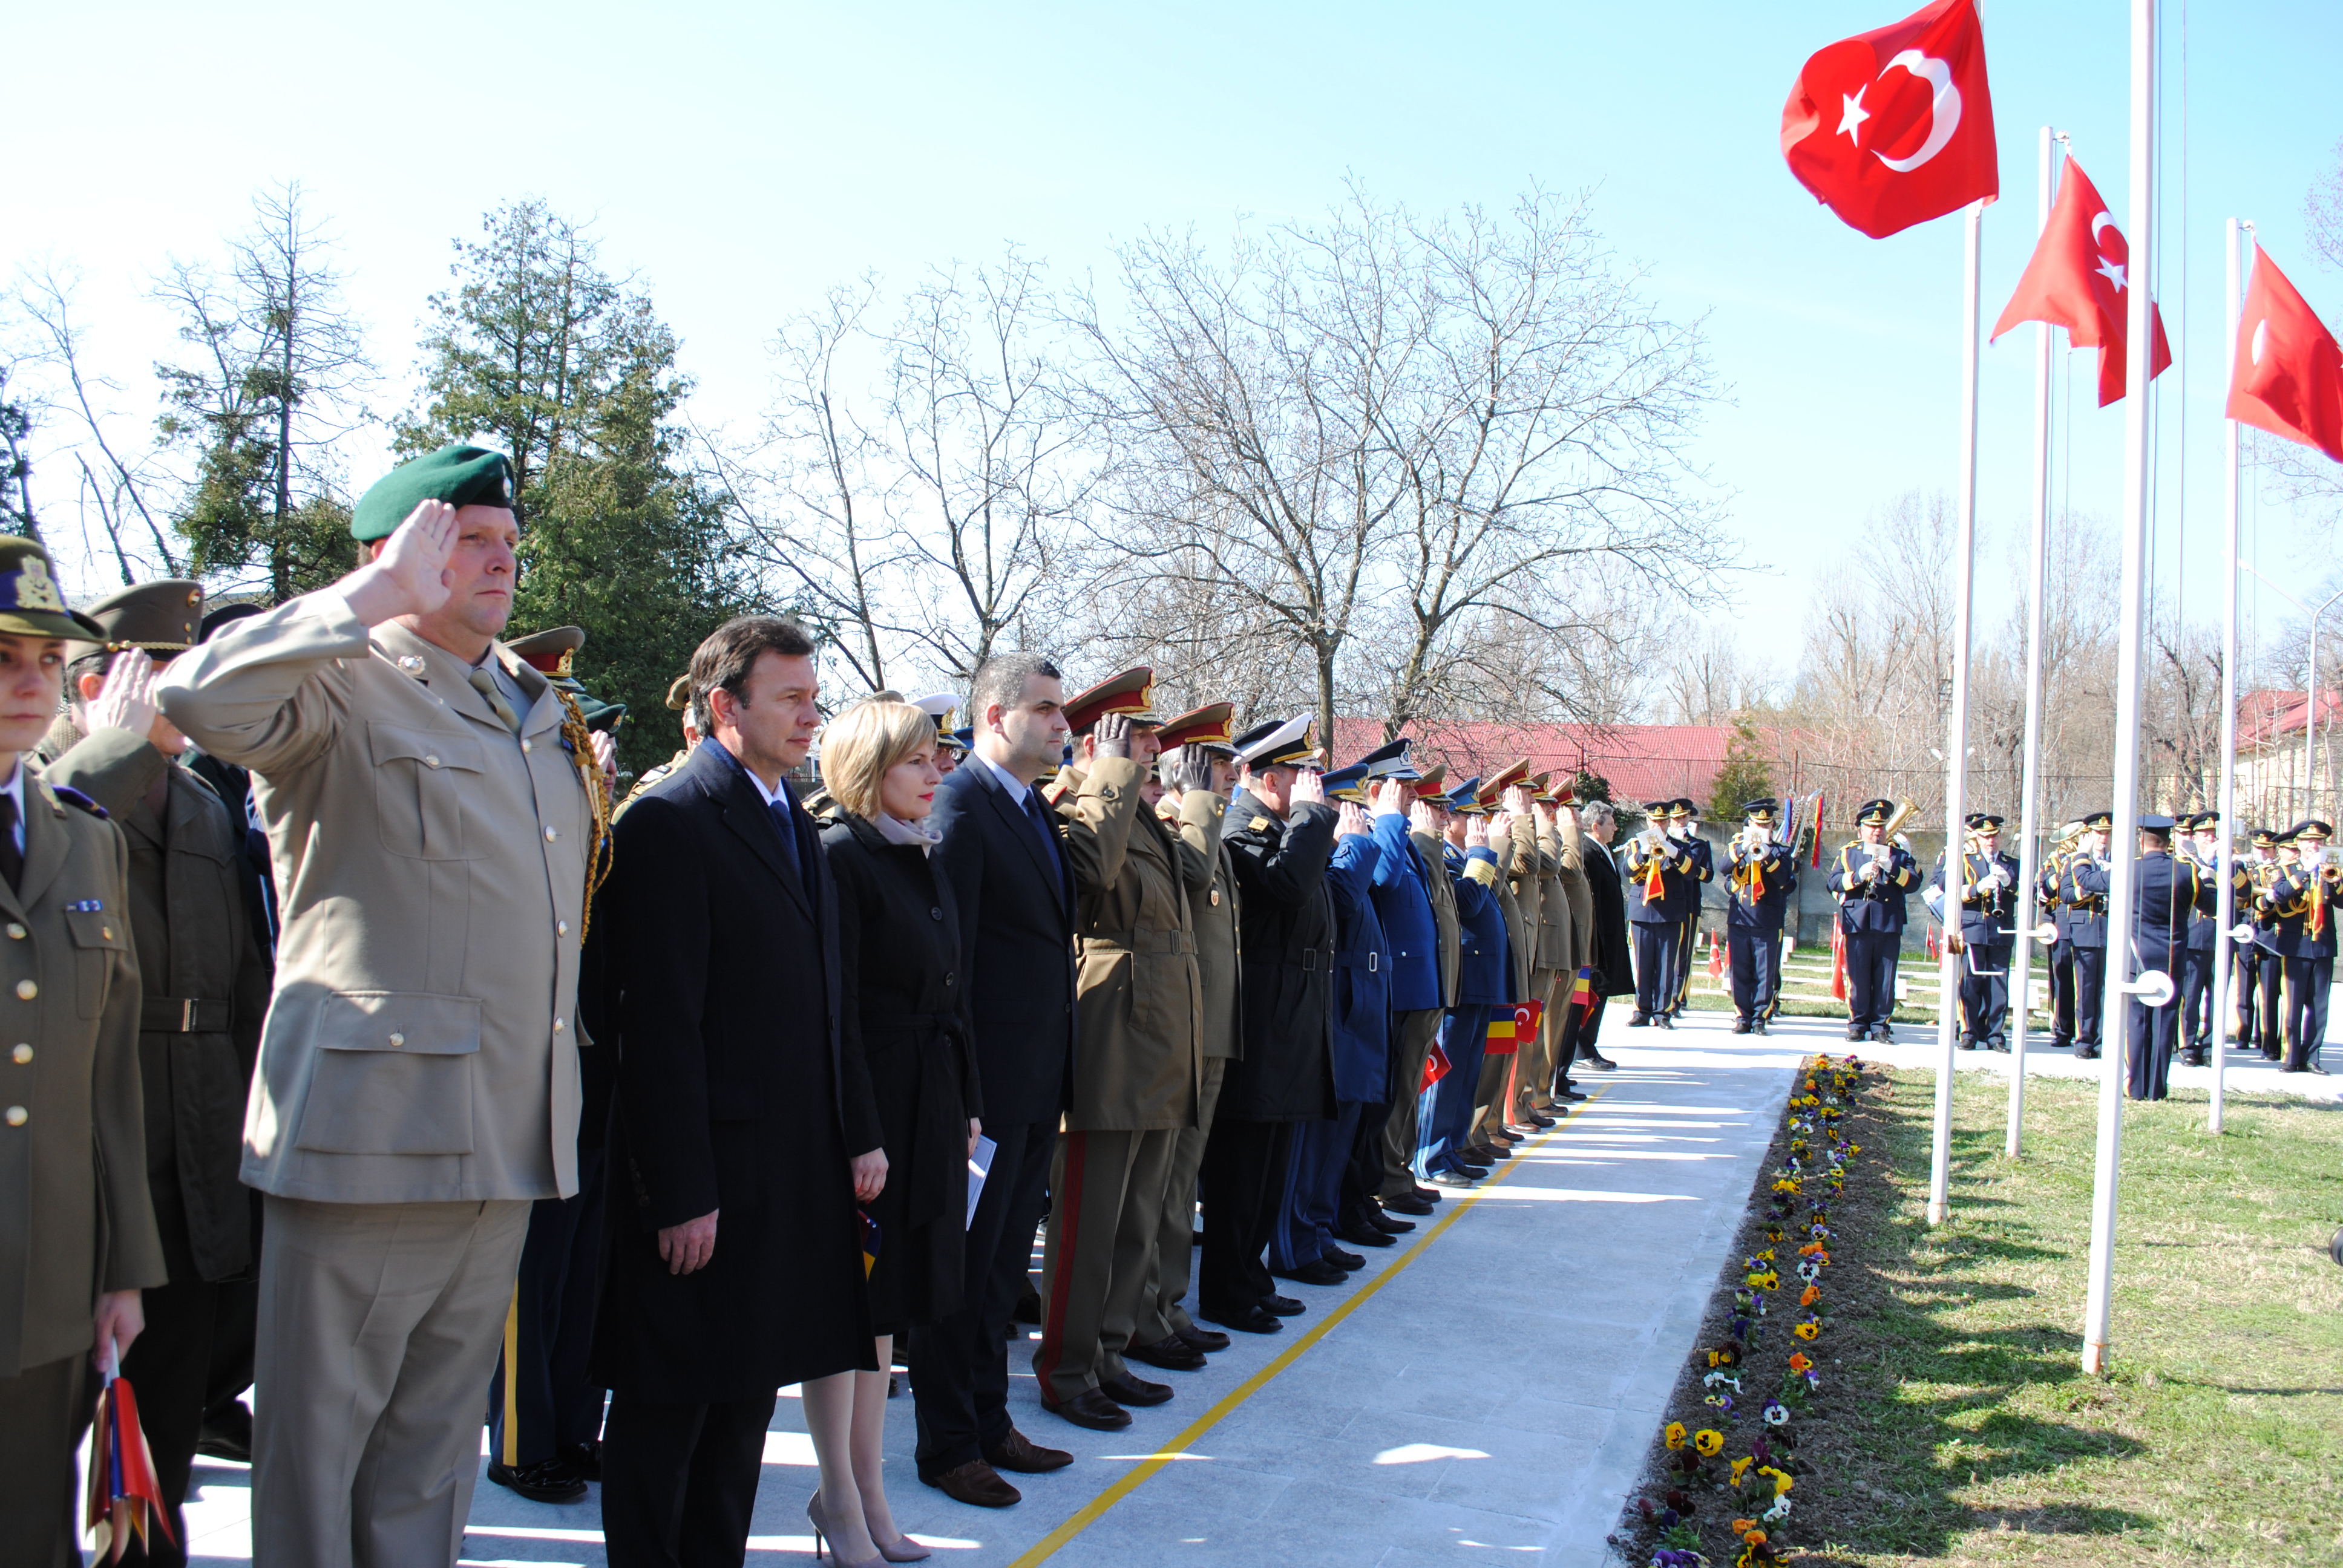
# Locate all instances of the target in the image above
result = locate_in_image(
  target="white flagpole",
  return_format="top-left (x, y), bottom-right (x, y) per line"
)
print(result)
top-left (2083, 0), bottom-right (2158, 1377)
top-left (1927, 197), bottom-right (1985, 1227)
top-left (2210, 218), bottom-right (2247, 1135)
top-left (2009, 127), bottom-right (2063, 1158)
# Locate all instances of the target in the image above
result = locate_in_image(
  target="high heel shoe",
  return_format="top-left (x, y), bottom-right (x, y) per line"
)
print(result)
top-left (806, 1491), bottom-right (888, 1568)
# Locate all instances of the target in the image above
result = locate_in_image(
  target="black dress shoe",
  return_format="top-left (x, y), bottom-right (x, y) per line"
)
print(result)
top-left (1555, 1086), bottom-right (1588, 1101)
top-left (1323, 1245), bottom-right (1366, 1270)
top-left (197, 1401), bottom-right (254, 1463)
top-left (985, 1428), bottom-right (1073, 1473)
top-left (2180, 1048), bottom-right (2207, 1067)
top-left (1337, 1224), bottom-right (1396, 1249)
top-left (1655, 1014), bottom-right (1675, 1030)
top-left (1173, 1322), bottom-right (1231, 1354)
top-left (927, 1458), bottom-right (1021, 1508)
top-left (1628, 1012), bottom-right (1651, 1027)
top-left (1581, 1053), bottom-right (1618, 1071)
top-left (1271, 1258), bottom-right (1348, 1286)
top-left (1731, 1016), bottom-right (1751, 1034)
top-left (2263, 1048), bottom-right (2284, 1062)
top-left (1043, 1388), bottom-right (1132, 1431)
top-left (1872, 1025), bottom-right (1894, 1044)
top-left (487, 1457), bottom-right (589, 1504)
top-left (559, 1440), bottom-right (602, 1481)
top-left (2309, 1058), bottom-right (2332, 1075)
top-left (1383, 1192), bottom-right (1434, 1216)
top-left (1368, 1209), bottom-right (1415, 1233)
top-left (1199, 1302), bottom-right (1283, 1334)
top-left (1014, 1285), bottom-right (1043, 1325)
top-left (1846, 1024), bottom-right (1865, 1042)
top-left (1126, 1334), bottom-right (1207, 1372)
top-left (1752, 1019), bottom-right (1769, 1036)
top-left (1452, 1161), bottom-right (1490, 1180)
top-left (1259, 1292), bottom-right (1306, 1316)
top-left (1100, 1371), bottom-right (1173, 1407)
top-left (1466, 1143), bottom-right (1509, 1163)
top-left (1958, 1036), bottom-right (1978, 1051)
top-left (2077, 1045), bottom-right (2101, 1059)
top-left (1414, 1184), bottom-right (1442, 1202)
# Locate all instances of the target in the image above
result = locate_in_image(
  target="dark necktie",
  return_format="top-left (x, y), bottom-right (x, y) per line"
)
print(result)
top-left (768, 790), bottom-right (811, 904)
top-left (1023, 786), bottom-right (1066, 904)
top-left (0, 792), bottom-right (19, 892)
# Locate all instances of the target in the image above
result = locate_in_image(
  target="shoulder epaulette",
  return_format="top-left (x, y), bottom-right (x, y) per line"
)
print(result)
top-left (50, 783), bottom-right (106, 818)
top-left (1249, 816), bottom-right (1273, 832)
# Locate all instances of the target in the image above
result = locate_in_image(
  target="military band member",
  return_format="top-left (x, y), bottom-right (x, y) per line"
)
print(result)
top-left (2119, 814), bottom-right (2211, 1099)
top-left (0, 536), bottom-right (162, 1563)
top-left (2039, 822), bottom-right (2082, 1050)
top-left (2238, 827), bottom-right (2285, 1059)
top-left (1926, 814), bottom-right (2020, 1052)
top-left (2177, 812), bottom-right (2227, 1066)
top-left (1624, 802), bottom-right (1696, 1029)
top-left (913, 693), bottom-right (966, 777)
top-left (2059, 811), bottom-right (2117, 1060)
top-left (2270, 820), bottom-right (2339, 1075)
top-left (1668, 800), bottom-right (1712, 1018)
top-left (1723, 799), bottom-right (1795, 1034)
top-left (158, 446), bottom-right (603, 1566)
top-left (1826, 800), bottom-right (1917, 1044)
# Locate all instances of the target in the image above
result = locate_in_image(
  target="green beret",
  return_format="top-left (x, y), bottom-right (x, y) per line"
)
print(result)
top-left (0, 536), bottom-right (105, 641)
top-left (352, 443), bottom-right (516, 542)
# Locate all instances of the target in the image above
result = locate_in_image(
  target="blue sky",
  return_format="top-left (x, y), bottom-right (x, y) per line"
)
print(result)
top-left (11, 0), bottom-right (2341, 678)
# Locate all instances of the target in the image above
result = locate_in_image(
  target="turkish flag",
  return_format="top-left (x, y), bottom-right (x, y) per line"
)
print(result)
top-left (1781, 0), bottom-right (1999, 240)
top-left (1990, 158), bottom-right (2172, 406)
top-left (2228, 246), bottom-right (2343, 463)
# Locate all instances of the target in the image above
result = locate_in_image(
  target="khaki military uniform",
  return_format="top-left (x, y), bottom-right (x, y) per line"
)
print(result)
top-left (1526, 818), bottom-right (1585, 1111)
top-left (1033, 757), bottom-right (1212, 1405)
top-left (1381, 828), bottom-right (1459, 1198)
top-left (1139, 787), bottom-right (1237, 1347)
top-left (159, 589), bottom-right (595, 1568)
top-left (0, 768), bottom-right (162, 1565)
top-left (1473, 822), bottom-right (1538, 1143)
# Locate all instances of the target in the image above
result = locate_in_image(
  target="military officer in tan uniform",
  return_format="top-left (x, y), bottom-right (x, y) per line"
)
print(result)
top-left (38, 579), bottom-right (274, 1564)
top-left (0, 535), bottom-right (161, 1565)
top-left (1031, 670), bottom-right (1212, 1431)
top-left (1131, 704), bottom-right (1240, 1364)
top-left (159, 446), bottom-right (605, 1568)
top-left (1469, 763), bottom-right (1536, 1159)
top-left (1524, 776), bottom-right (1585, 1120)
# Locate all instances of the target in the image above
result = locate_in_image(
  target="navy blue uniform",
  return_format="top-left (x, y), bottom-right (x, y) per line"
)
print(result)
top-left (2125, 850), bottom-right (2211, 1099)
top-left (1421, 844), bottom-right (1504, 1177)
top-left (2039, 852), bottom-right (2078, 1047)
top-left (1723, 834), bottom-right (1794, 1025)
top-left (1624, 832), bottom-right (1700, 1023)
top-left (2272, 857), bottom-right (2339, 1072)
top-left (2240, 857), bottom-right (2285, 1056)
top-left (2177, 843), bottom-right (2221, 1053)
top-left (2062, 852), bottom-right (2114, 1051)
top-left (1927, 848), bottom-right (2020, 1049)
top-left (1671, 834), bottom-right (1715, 1015)
top-left (1827, 840), bottom-right (1916, 1033)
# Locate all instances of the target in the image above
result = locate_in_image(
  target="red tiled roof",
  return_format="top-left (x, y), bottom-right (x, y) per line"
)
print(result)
top-left (2236, 688), bottom-right (2343, 750)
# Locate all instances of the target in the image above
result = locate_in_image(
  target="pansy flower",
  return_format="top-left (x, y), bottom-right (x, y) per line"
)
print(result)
top-left (1664, 1421), bottom-right (1687, 1449)
top-left (1694, 1428), bottom-right (1725, 1457)
top-left (1787, 1352), bottom-right (1812, 1374)
top-left (1761, 1398), bottom-right (1789, 1426)
top-left (1792, 1321), bottom-right (1820, 1341)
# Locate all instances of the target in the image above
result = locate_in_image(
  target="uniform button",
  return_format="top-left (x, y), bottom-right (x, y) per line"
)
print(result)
top-left (557, 920), bottom-right (570, 936)
top-left (14, 980), bottom-right (33, 1001)
top-left (101, 926), bottom-right (114, 941)
top-left (545, 828), bottom-right (559, 841)
top-left (554, 1017), bottom-right (567, 1033)
top-left (945, 971), bottom-right (957, 987)
top-left (521, 739), bottom-right (533, 754)
top-left (424, 755), bottom-right (441, 769)
top-left (4, 923), bottom-right (22, 939)
top-left (388, 1031), bottom-right (405, 1047)
top-left (10, 1045), bottom-right (28, 1064)
top-left (930, 907), bottom-right (944, 921)
top-left (4, 1107), bottom-right (24, 1126)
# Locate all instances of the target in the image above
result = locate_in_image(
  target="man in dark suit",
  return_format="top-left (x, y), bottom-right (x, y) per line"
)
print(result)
top-left (594, 616), bottom-right (887, 1566)
top-left (1566, 800), bottom-right (1631, 1076)
top-left (915, 652), bottom-right (1080, 1508)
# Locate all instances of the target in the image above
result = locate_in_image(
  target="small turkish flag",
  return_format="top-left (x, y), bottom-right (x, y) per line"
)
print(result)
top-left (1990, 157), bottom-right (2172, 406)
top-left (1781, 0), bottom-right (1999, 240)
top-left (2228, 246), bottom-right (2343, 463)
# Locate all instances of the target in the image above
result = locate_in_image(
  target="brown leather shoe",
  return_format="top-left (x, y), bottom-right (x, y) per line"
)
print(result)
top-left (1043, 1388), bottom-right (1132, 1431)
top-left (926, 1459), bottom-right (1021, 1508)
top-left (983, 1427), bottom-right (1072, 1474)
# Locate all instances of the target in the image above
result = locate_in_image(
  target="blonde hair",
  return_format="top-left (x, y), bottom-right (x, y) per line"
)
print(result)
top-left (821, 700), bottom-right (937, 820)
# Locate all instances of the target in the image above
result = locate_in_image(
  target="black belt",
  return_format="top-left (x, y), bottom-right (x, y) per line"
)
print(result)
top-left (142, 996), bottom-right (232, 1034)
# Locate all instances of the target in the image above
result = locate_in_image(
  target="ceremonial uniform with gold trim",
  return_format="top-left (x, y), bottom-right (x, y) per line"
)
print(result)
top-left (2270, 820), bottom-right (2339, 1074)
top-left (1723, 800), bottom-right (1795, 1033)
top-left (1826, 800), bottom-right (1917, 1041)
top-left (2059, 812), bottom-right (2117, 1057)
top-left (1623, 803), bottom-right (1699, 1027)
top-left (1924, 820), bottom-right (2019, 1051)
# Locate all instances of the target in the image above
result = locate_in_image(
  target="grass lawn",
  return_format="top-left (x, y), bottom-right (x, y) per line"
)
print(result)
top-left (1766, 1068), bottom-right (2343, 1564)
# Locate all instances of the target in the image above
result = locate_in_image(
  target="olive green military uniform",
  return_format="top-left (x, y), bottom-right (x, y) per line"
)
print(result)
top-left (157, 446), bottom-right (598, 1568)
top-left (0, 538), bottom-right (163, 1567)
top-left (1473, 818), bottom-right (1539, 1144)
top-left (1526, 815), bottom-right (1584, 1112)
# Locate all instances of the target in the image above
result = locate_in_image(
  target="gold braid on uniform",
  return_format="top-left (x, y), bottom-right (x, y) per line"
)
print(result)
top-left (556, 689), bottom-right (615, 942)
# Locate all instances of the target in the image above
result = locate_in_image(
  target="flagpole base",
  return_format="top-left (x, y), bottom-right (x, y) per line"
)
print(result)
top-left (2082, 1339), bottom-right (2111, 1377)
top-left (1926, 1199), bottom-right (1948, 1227)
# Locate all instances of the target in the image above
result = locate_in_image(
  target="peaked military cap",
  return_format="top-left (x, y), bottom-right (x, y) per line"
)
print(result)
top-left (2250, 826), bottom-right (2279, 849)
top-left (507, 625), bottom-right (585, 677)
top-left (1854, 799), bottom-right (1896, 826)
top-left (2293, 819), bottom-right (2333, 841)
top-left (665, 673), bottom-right (693, 711)
top-left (1674, 797), bottom-right (1702, 820)
top-left (67, 577), bottom-right (205, 663)
top-left (1744, 797), bottom-right (1780, 825)
top-left (1063, 667), bottom-right (1156, 734)
top-left (1352, 737), bottom-right (1421, 782)
top-left (1483, 758), bottom-right (1532, 801)
top-left (1446, 777), bottom-right (1487, 814)
top-left (945, 725), bottom-right (974, 753)
top-left (1642, 798), bottom-right (1675, 816)
top-left (1322, 763), bottom-right (1372, 802)
top-left (1412, 762), bottom-right (1449, 800)
top-left (0, 537), bottom-right (104, 641)
top-left (352, 443), bottom-right (517, 542)
top-left (1965, 812), bottom-right (2004, 831)
top-left (2080, 809), bottom-right (2115, 832)
top-left (2138, 812), bottom-right (2177, 833)
top-left (1234, 712), bottom-right (1317, 769)
top-left (1155, 701), bottom-right (1236, 752)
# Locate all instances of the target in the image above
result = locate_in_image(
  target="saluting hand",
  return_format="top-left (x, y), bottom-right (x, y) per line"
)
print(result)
top-left (1371, 778), bottom-right (1408, 817)
top-left (85, 648), bottom-right (160, 742)
top-left (1335, 801), bottom-right (1370, 838)
top-left (1409, 799), bottom-right (1437, 837)
top-left (342, 500), bottom-right (459, 626)
top-left (1289, 768), bottom-right (1326, 808)
top-left (1465, 815), bottom-right (1490, 850)
top-left (1502, 785), bottom-right (1532, 817)
top-left (1092, 712), bottom-right (1133, 762)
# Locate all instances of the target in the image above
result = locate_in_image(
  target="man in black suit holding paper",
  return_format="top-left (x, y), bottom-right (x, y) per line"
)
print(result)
top-left (914, 652), bottom-right (1081, 1508)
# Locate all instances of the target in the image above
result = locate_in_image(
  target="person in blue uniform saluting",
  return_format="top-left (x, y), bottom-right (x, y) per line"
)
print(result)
top-left (1826, 799), bottom-right (1918, 1044)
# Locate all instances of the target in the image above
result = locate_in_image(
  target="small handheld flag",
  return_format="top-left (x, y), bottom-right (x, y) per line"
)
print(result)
top-left (84, 1339), bottom-right (174, 1562)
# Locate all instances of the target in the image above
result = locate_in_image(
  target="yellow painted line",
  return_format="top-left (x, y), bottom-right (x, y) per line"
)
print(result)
top-left (1004, 1086), bottom-right (1613, 1567)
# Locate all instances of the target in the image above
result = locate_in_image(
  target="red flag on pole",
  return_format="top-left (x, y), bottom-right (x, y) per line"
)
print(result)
top-left (1780, 0), bottom-right (1999, 240)
top-left (2228, 245), bottom-right (2343, 463)
top-left (1990, 157), bottom-right (2172, 405)
top-left (1830, 923), bottom-right (1849, 1001)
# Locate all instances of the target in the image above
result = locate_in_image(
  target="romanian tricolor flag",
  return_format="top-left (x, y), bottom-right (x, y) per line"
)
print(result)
top-left (1485, 1005), bottom-right (1518, 1057)
top-left (84, 1346), bottom-right (173, 1562)
top-left (1570, 966), bottom-right (1595, 1021)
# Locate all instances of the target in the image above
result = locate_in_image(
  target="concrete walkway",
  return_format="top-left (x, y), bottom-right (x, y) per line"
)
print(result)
top-left (166, 1011), bottom-right (1824, 1566)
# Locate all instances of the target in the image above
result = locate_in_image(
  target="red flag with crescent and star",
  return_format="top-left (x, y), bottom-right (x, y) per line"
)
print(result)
top-left (2228, 246), bottom-right (2343, 463)
top-left (1990, 157), bottom-right (2172, 406)
top-left (1781, 0), bottom-right (1998, 240)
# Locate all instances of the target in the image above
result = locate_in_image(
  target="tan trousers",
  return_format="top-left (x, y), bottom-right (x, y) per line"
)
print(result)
top-left (0, 1351), bottom-right (92, 1567)
top-left (1032, 1128), bottom-right (1179, 1404)
top-left (1141, 1056), bottom-right (1227, 1344)
top-left (1380, 1008), bottom-right (1444, 1197)
top-left (1516, 968), bottom-right (1559, 1113)
top-left (252, 1195), bottom-right (531, 1568)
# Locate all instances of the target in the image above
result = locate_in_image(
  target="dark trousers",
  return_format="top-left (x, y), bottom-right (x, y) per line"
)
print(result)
top-left (2244, 948), bottom-right (2283, 1051)
top-left (491, 1144), bottom-right (608, 1469)
top-left (1342, 1097), bottom-right (1395, 1230)
top-left (1420, 1006), bottom-right (1492, 1174)
top-left (2048, 936), bottom-right (2077, 1044)
top-left (1727, 927), bottom-right (1782, 1021)
top-left (1960, 944), bottom-right (2011, 1047)
top-left (2128, 951), bottom-right (2183, 1099)
top-left (1631, 922), bottom-right (1680, 1018)
top-left (1198, 1118), bottom-right (1294, 1313)
top-left (0, 1353), bottom-right (93, 1567)
top-left (1843, 931), bottom-right (1900, 1028)
top-left (2180, 946), bottom-right (2215, 1049)
top-left (1378, 1008), bottom-right (1443, 1198)
top-left (1554, 992), bottom-right (1605, 1093)
top-left (2072, 945), bottom-right (2107, 1046)
top-left (909, 1117), bottom-right (1054, 1477)
top-left (1270, 1102), bottom-right (1360, 1269)
top-left (600, 1388), bottom-right (777, 1568)
top-left (117, 1269), bottom-right (258, 1566)
top-left (2283, 956), bottom-right (2334, 1070)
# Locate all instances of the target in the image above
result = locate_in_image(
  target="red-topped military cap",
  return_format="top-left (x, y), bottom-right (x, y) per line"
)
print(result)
top-left (1154, 701), bottom-right (1235, 751)
top-left (506, 626), bottom-right (585, 677)
top-left (1412, 763), bottom-right (1449, 800)
top-left (1063, 667), bottom-right (1156, 734)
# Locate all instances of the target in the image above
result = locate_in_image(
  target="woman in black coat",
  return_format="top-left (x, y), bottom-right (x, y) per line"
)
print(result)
top-left (814, 699), bottom-right (982, 1564)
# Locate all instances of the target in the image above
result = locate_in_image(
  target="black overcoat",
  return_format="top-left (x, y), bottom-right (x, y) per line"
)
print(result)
top-left (1581, 834), bottom-right (1635, 999)
top-left (591, 739), bottom-right (879, 1403)
top-left (1216, 794), bottom-right (1339, 1122)
top-left (821, 811), bottom-right (982, 1331)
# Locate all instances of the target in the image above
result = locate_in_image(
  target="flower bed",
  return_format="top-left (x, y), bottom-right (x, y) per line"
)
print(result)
top-left (1625, 1056), bottom-right (1868, 1568)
